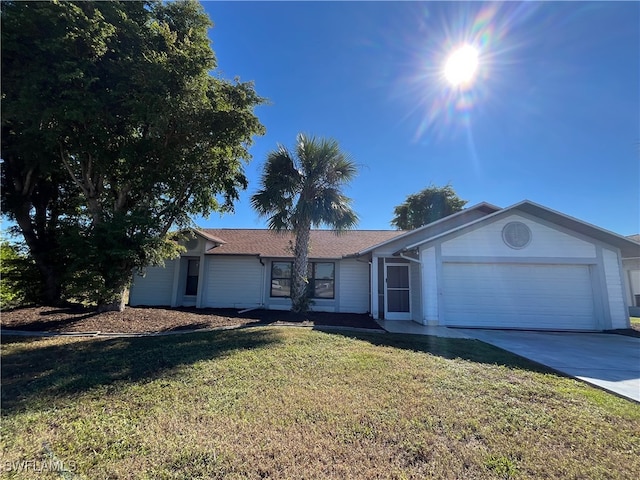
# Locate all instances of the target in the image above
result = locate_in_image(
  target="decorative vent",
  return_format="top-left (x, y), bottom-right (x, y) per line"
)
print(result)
top-left (502, 221), bottom-right (531, 249)
top-left (185, 238), bottom-right (199, 251)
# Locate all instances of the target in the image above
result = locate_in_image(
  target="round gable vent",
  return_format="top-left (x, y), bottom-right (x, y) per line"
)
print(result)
top-left (502, 221), bottom-right (531, 249)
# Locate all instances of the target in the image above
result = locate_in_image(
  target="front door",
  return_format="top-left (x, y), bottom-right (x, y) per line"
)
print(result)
top-left (385, 263), bottom-right (411, 320)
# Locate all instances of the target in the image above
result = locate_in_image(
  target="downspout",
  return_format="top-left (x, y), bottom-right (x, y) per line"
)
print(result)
top-left (259, 256), bottom-right (265, 308)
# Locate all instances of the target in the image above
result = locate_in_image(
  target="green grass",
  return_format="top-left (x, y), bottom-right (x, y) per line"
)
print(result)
top-left (631, 317), bottom-right (640, 326)
top-left (2, 328), bottom-right (639, 479)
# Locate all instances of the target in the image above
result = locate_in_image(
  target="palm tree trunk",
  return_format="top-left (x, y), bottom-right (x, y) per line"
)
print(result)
top-left (291, 222), bottom-right (311, 313)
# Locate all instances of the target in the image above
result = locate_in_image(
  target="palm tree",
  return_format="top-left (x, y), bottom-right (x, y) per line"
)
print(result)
top-left (251, 133), bottom-right (359, 313)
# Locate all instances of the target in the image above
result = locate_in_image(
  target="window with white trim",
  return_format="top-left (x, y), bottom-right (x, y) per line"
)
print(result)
top-left (271, 262), bottom-right (292, 297)
top-left (270, 261), bottom-right (335, 299)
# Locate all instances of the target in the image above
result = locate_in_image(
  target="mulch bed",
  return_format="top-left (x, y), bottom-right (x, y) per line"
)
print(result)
top-left (1, 305), bottom-right (384, 334)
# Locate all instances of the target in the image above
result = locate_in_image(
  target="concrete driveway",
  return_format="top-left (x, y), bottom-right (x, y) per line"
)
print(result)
top-left (458, 329), bottom-right (640, 402)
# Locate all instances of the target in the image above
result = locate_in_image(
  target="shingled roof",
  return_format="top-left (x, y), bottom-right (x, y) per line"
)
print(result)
top-left (197, 229), bottom-right (405, 259)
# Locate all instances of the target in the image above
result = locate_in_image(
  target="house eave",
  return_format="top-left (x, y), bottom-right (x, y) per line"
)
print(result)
top-left (352, 201), bottom-right (501, 257)
top-left (395, 200), bottom-right (640, 257)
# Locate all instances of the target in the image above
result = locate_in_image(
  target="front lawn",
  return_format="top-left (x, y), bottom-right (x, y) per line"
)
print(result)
top-left (2, 328), bottom-right (639, 479)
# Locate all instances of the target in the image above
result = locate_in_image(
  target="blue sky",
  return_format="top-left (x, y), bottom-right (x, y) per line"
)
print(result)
top-left (197, 1), bottom-right (639, 236)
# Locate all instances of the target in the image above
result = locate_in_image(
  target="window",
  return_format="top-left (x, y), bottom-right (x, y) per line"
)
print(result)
top-left (270, 261), bottom-right (335, 299)
top-left (185, 259), bottom-right (199, 296)
top-left (271, 262), bottom-right (292, 297)
top-left (309, 262), bottom-right (335, 299)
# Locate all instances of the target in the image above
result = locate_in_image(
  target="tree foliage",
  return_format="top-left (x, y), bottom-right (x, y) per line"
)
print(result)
top-left (251, 134), bottom-right (358, 312)
top-left (0, 240), bottom-right (40, 309)
top-left (1, 0), bottom-right (265, 310)
top-left (391, 184), bottom-right (467, 230)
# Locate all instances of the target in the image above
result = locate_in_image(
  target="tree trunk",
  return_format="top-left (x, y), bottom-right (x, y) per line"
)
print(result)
top-left (97, 291), bottom-right (127, 312)
top-left (38, 264), bottom-right (63, 306)
top-left (291, 223), bottom-right (311, 313)
top-left (96, 266), bottom-right (131, 312)
top-left (13, 201), bottom-right (64, 305)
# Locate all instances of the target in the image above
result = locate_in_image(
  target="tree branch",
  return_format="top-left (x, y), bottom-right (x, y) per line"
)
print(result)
top-left (59, 146), bottom-right (103, 224)
top-left (59, 145), bottom-right (89, 198)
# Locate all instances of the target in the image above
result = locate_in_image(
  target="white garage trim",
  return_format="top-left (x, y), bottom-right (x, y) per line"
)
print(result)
top-left (442, 262), bottom-right (598, 330)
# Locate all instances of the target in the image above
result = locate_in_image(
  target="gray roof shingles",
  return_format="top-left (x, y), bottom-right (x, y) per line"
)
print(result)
top-left (198, 229), bottom-right (405, 259)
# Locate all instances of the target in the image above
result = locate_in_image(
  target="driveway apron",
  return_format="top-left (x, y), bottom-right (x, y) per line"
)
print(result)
top-left (458, 330), bottom-right (640, 402)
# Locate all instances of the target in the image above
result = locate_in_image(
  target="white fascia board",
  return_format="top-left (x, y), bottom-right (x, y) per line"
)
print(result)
top-left (395, 199), bottom-right (640, 257)
top-left (193, 228), bottom-right (227, 245)
top-left (349, 201), bottom-right (501, 257)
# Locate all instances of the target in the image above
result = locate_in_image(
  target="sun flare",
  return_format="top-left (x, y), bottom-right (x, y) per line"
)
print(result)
top-left (444, 45), bottom-right (479, 87)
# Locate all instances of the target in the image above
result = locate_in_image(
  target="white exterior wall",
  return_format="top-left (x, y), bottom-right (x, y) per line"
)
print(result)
top-left (202, 256), bottom-right (264, 309)
top-left (441, 214), bottom-right (596, 258)
top-left (421, 247), bottom-right (438, 325)
top-left (426, 214), bottom-right (613, 330)
top-left (339, 258), bottom-right (370, 313)
top-left (410, 261), bottom-right (422, 322)
top-left (623, 258), bottom-right (640, 308)
top-left (129, 260), bottom-right (176, 306)
top-left (603, 248), bottom-right (629, 329)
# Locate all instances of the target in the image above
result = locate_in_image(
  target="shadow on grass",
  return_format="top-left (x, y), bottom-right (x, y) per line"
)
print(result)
top-left (1, 329), bottom-right (281, 415)
top-left (321, 329), bottom-right (555, 374)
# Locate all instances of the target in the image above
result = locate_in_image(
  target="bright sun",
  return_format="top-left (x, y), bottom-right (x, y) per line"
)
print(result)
top-left (444, 45), bottom-right (479, 87)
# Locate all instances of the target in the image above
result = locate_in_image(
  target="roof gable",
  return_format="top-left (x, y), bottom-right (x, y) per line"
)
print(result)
top-left (352, 202), bottom-right (501, 256)
top-left (399, 200), bottom-right (640, 258)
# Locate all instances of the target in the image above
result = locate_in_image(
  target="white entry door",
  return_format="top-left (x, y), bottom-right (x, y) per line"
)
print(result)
top-left (385, 263), bottom-right (411, 320)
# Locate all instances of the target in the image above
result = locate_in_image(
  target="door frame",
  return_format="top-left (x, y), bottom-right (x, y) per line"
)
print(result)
top-left (384, 262), bottom-right (412, 320)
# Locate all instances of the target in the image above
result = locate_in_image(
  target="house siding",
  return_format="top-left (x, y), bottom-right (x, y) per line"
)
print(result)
top-left (421, 247), bottom-right (438, 325)
top-left (441, 214), bottom-right (596, 258)
top-left (339, 258), bottom-right (370, 313)
top-left (410, 261), bottom-right (422, 322)
top-left (129, 261), bottom-right (176, 306)
top-left (370, 208), bottom-right (494, 257)
top-left (603, 248), bottom-right (628, 329)
top-left (202, 256), bottom-right (263, 309)
top-left (623, 258), bottom-right (640, 308)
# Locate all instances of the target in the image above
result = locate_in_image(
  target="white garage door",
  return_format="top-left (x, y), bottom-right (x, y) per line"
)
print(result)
top-left (442, 263), bottom-right (597, 330)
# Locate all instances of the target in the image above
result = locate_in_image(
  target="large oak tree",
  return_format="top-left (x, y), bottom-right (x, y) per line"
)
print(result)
top-left (1, 0), bottom-right (265, 310)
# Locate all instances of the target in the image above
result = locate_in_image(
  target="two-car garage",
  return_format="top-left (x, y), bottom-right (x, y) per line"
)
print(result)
top-left (406, 204), bottom-right (636, 332)
top-left (441, 262), bottom-right (598, 331)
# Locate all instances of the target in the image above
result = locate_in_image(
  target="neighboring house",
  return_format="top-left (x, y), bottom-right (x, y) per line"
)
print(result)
top-left (624, 234), bottom-right (640, 316)
top-left (129, 200), bottom-right (640, 331)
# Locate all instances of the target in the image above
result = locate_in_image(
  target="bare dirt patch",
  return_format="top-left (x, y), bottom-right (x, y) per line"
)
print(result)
top-left (1, 305), bottom-right (383, 334)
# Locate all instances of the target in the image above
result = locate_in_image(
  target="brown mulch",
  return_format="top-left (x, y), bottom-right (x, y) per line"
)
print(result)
top-left (1, 305), bottom-right (384, 334)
